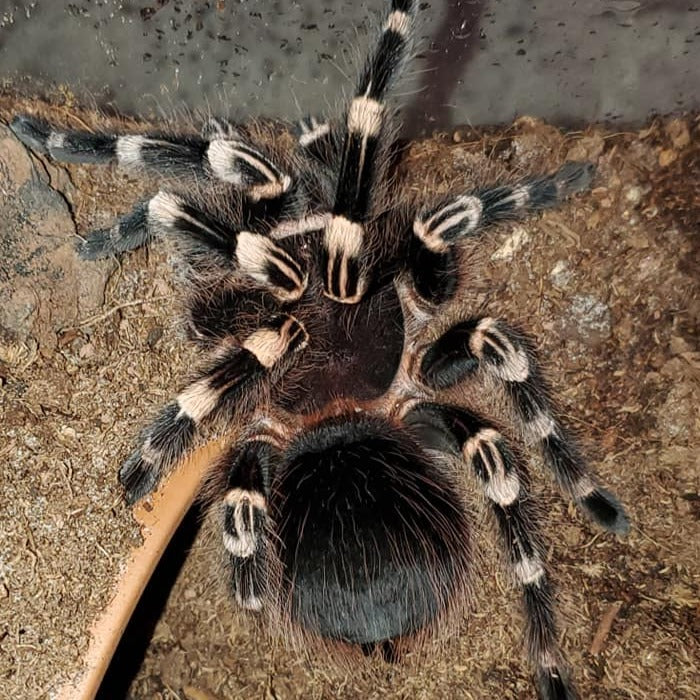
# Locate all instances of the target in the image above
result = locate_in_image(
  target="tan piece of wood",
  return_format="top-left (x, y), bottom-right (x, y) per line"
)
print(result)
top-left (589, 600), bottom-right (624, 655)
top-left (55, 442), bottom-right (223, 700)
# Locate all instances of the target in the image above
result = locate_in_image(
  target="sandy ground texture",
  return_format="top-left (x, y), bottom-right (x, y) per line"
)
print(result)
top-left (0, 97), bottom-right (698, 700)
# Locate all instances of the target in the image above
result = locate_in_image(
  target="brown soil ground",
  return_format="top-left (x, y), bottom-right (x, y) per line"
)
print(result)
top-left (0, 96), bottom-right (698, 700)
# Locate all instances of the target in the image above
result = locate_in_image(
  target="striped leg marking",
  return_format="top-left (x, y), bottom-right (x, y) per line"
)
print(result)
top-left (414, 195), bottom-right (484, 253)
top-left (207, 139), bottom-right (292, 201)
top-left (147, 191), bottom-right (308, 300)
top-left (200, 117), bottom-right (239, 140)
top-left (296, 116), bottom-right (331, 148)
top-left (10, 114), bottom-right (295, 200)
top-left (10, 114), bottom-right (214, 176)
top-left (119, 319), bottom-right (306, 503)
top-left (11, 114), bottom-right (119, 164)
top-left (420, 317), bottom-right (629, 534)
top-left (413, 161), bottom-right (595, 254)
top-left (409, 162), bottom-right (595, 304)
top-left (235, 231), bottom-right (308, 302)
top-left (218, 439), bottom-right (280, 610)
top-left (322, 216), bottom-right (366, 303)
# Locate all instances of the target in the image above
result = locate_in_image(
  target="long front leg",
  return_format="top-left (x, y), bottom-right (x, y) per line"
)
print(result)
top-left (10, 114), bottom-right (292, 201)
top-left (322, 0), bottom-right (416, 303)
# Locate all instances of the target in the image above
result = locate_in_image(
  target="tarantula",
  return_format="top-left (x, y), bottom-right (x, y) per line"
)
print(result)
top-left (10, 1), bottom-right (629, 697)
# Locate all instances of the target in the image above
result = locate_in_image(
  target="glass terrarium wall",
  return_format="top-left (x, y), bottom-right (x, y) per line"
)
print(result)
top-left (1, 0), bottom-right (698, 130)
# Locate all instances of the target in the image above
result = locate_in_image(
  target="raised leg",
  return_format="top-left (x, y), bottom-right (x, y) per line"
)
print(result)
top-left (217, 439), bottom-right (280, 610)
top-left (420, 317), bottom-right (629, 534)
top-left (405, 402), bottom-right (577, 699)
top-left (409, 162), bottom-right (594, 305)
top-left (322, 0), bottom-right (415, 303)
top-left (119, 316), bottom-right (307, 502)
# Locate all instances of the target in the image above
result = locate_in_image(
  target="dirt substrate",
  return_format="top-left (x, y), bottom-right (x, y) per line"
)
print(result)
top-left (0, 97), bottom-right (698, 700)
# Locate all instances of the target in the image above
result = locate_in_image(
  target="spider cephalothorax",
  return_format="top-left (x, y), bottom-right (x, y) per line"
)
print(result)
top-left (10, 1), bottom-right (629, 697)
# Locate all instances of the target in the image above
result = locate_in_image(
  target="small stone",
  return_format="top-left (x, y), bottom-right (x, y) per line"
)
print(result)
top-left (665, 118), bottom-right (690, 149)
top-left (586, 211), bottom-right (601, 230)
top-left (23, 435), bottom-right (41, 452)
top-left (658, 149), bottom-right (677, 167)
top-left (550, 260), bottom-right (573, 289)
top-left (624, 185), bottom-right (643, 206)
top-left (568, 294), bottom-right (612, 346)
top-left (78, 342), bottom-right (95, 359)
top-left (491, 226), bottom-right (530, 261)
top-left (59, 426), bottom-right (77, 440)
top-left (566, 133), bottom-right (605, 162)
top-left (160, 647), bottom-right (188, 690)
top-left (627, 231), bottom-right (650, 249)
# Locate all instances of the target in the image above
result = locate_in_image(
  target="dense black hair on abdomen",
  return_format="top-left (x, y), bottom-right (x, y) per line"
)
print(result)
top-left (271, 415), bottom-right (470, 644)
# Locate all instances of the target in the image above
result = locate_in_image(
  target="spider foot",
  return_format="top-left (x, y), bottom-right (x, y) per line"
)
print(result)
top-left (118, 450), bottom-right (162, 505)
top-left (10, 114), bottom-right (51, 153)
top-left (536, 666), bottom-right (578, 700)
top-left (76, 201), bottom-right (151, 259)
top-left (577, 484), bottom-right (629, 535)
top-left (118, 401), bottom-right (196, 504)
top-left (76, 228), bottom-right (115, 260)
top-left (229, 553), bottom-right (266, 611)
top-left (551, 161), bottom-right (595, 198)
top-left (11, 114), bottom-right (116, 163)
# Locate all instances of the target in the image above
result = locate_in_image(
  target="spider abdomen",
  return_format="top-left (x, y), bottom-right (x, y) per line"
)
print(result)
top-left (272, 416), bottom-right (471, 644)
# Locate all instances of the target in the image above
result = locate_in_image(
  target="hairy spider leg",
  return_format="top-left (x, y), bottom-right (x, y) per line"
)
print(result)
top-left (405, 403), bottom-right (577, 700)
top-left (9, 114), bottom-right (298, 257)
top-left (322, 0), bottom-right (415, 303)
top-left (409, 161), bottom-right (595, 305)
top-left (216, 439), bottom-right (280, 611)
top-left (10, 113), bottom-right (292, 196)
top-left (76, 199), bottom-right (152, 260)
top-left (147, 191), bottom-right (309, 301)
top-left (420, 317), bottom-right (629, 534)
top-left (119, 317), bottom-right (307, 503)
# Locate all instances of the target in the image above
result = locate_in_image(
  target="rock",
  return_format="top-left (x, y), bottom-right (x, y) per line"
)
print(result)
top-left (491, 226), bottom-right (530, 261)
top-left (0, 124), bottom-right (113, 354)
top-left (658, 148), bottom-right (677, 168)
top-left (566, 134), bottom-right (605, 162)
top-left (657, 383), bottom-right (699, 444)
top-left (550, 260), bottom-right (573, 289)
top-left (624, 185), bottom-right (643, 206)
top-left (564, 294), bottom-right (612, 346)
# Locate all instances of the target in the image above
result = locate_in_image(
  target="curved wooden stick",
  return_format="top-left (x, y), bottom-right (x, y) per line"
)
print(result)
top-left (56, 442), bottom-right (223, 700)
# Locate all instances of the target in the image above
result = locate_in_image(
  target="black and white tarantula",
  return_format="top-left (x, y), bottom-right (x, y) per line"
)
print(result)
top-left (11, 2), bottom-right (629, 697)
